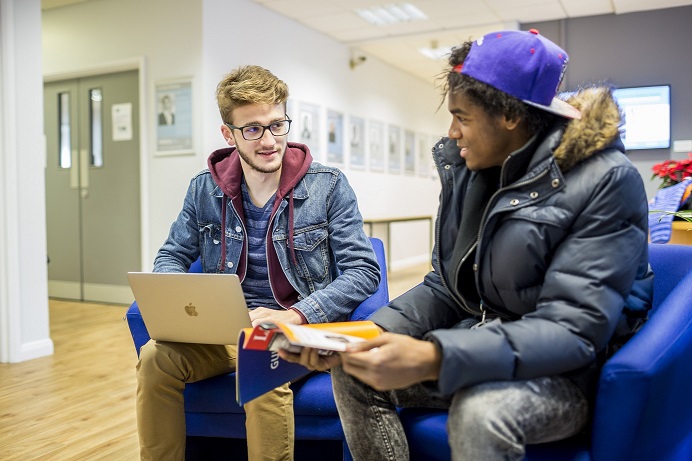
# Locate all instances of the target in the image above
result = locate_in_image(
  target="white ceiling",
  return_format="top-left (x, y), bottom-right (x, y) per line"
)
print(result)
top-left (252, 0), bottom-right (692, 84)
top-left (41, 0), bottom-right (692, 84)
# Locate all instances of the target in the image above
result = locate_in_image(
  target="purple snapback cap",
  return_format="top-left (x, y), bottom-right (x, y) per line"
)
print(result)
top-left (457, 29), bottom-right (581, 119)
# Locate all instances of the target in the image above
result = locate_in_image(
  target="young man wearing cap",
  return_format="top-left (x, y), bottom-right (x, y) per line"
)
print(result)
top-left (280, 30), bottom-right (653, 459)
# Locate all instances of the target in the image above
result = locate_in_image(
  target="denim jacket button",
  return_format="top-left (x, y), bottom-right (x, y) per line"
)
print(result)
top-left (235, 226), bottom-right (242, 233)
top-left (213, 239), bottom-right (219, 245)
top-left (227, 261), bottom-right (234, 268)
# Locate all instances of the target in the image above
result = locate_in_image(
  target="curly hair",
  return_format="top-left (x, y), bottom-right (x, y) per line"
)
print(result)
top-left (216, 65), bottom-right (289, 124)
top-left (439, 40), bottom-right (557, 136)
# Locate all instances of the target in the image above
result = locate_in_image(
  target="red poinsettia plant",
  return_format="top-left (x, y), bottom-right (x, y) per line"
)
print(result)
top-left (651, 153), bottom-right (692, 189)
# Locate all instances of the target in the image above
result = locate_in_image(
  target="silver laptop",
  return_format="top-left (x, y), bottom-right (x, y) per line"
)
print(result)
top-left (127, 272), bottom-right (252, 345)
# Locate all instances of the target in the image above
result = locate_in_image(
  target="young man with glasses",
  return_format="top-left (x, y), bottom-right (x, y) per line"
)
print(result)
top-left (136, 65), bottom-right (380, 461)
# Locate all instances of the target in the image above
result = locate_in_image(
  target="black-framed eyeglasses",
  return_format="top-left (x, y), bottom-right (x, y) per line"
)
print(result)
top-left (225, 116), bottom-right (292, 141)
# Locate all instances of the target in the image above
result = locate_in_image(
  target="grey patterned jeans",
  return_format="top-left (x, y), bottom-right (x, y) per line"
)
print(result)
top-left (331, 366), bottom-right (589, 461)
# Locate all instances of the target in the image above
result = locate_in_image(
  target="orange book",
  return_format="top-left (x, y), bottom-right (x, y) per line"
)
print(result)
top-left (242, 320), bottom-right (380, 355)
top-left (235, 321), bottom-right (380, 405)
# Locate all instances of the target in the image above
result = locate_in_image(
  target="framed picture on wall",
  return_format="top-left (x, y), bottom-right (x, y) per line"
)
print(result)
top-left (368, 120), bottom-right (385, 172)
top-left (298, 102), bottom-right (321, 158)
top-left (430, 134), bottom-right (441, 180)
top-left (349, 115), bottom-right (366, 170)
top-left (326, 109), bottom-right (344, 164)
top-left (286, 99), bottom-right (299, 143)
top-left (404, 129), bottom-right (416, 175)
top-left (388, 125), bottom-right (402, 174)
top-left (417, 132), bottom-right (431, 177)
top-left (155, 78), bottom-right (194, 156)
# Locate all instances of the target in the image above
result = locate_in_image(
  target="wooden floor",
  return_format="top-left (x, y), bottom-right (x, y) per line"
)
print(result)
top-left (0, 300), bottom-right (139, 461)
top-left (0, 264), bottom-right (428, 460)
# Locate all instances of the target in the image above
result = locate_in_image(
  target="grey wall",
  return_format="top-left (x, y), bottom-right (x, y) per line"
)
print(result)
top-left (525, 5), bottom-right (692, 199)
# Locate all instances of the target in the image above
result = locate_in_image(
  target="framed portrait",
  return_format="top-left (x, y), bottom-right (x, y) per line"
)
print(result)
top-left (155, 78), bottom-right (194, 156)
top-left (387, 125), bottom-right (402, 174)
top-left (430, 134), bottom-right (442, 180)
top-left (286, 99), bottom-right (299, 143)
top-left (368, 120), bottom-right (385, 173)
top-left (326, 109), bottom-right (344, 164)
top-left (349, 116), bottom-right (366, 170)
top-left (298, 102), bottom-right (321, 156)
top-left (417, 132), bottom-right (432, 177)
top-left (404, 129), bottom-right (416, 175)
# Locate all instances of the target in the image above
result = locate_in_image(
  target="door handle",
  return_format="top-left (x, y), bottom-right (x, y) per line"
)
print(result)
top-left (79, 148), bottom-right (89, 198)
top-left (70, 149), bottom-right (79, 189)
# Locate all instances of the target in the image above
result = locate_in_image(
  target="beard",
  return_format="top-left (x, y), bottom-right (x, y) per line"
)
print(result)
top-left (236, 145), bottom-right (284, 174)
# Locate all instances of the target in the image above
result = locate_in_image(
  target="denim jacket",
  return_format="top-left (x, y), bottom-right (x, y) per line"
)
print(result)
top-left (154, 143), bottom-right (381, 324)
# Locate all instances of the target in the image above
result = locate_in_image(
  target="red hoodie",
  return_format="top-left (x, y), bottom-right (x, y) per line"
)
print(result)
top-left (207, 142), bottom-right (313, 309)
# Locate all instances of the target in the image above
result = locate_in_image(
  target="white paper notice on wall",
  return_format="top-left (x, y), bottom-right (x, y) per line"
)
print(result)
top-left (112, 103), bottom-right (133, 141)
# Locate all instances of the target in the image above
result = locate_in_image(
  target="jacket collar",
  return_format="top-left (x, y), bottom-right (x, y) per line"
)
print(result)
top-left (206, 142), bottom-right (314, 201)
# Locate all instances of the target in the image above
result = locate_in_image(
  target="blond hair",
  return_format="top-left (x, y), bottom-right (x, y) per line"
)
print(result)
top-left (216, 65), bottom-right (289, 124)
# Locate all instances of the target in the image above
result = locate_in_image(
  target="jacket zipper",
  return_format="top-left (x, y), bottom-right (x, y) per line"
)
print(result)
top-left (471, 165), bottom-right (552, 317)
top-left (435, 152), bottom-right (553, 318)
top-left (432, 151), bottom-right (482, 317)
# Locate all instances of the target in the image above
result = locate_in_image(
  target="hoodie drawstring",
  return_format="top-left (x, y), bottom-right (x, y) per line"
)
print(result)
top-left (219, 194), bottom-right (227, 272)
top-left (288, 189), bottom-right (298, 267)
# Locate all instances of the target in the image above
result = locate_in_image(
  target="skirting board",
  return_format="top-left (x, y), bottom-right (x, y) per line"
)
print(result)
top-left (16, 338), bottom-right (54, 363)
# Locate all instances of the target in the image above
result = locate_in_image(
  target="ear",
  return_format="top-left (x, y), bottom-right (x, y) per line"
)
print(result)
top-left (220, 124), bottom-right (236, 146)
top-left (501, 114), bottom-right (522, 132)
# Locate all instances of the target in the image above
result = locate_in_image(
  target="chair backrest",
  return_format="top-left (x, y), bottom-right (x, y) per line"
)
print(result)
top-left (349, 237), bottom-right (389, 321)
top-left (591, 243), bottom-right (692, 461)
top-left (648, 243), bottom-right (692, 310)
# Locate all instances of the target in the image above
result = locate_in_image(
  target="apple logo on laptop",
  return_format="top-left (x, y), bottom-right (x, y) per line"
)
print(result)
top-left (184, 303), bottom-right (198, 317)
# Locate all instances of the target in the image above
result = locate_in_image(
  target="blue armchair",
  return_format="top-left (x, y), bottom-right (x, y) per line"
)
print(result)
top-left (400, 243), bottom-right (692, 461)
top-left (126, 237), bottom-right (388, 460)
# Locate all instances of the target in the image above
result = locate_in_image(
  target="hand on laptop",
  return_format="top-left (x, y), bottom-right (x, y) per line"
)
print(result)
top-left (249, 306), bottom-right (303, 327)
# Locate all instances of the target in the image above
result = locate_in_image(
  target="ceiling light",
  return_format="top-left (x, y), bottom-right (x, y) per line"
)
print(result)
top-left (356, 3), bottom-right (428, 26)
top-left (418, 46), bottom-right (452, 60)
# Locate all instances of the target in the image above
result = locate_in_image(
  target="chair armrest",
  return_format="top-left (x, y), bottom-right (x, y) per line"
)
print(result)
top-left (125, 301), bottom-right (150, 357)
top-left (591, 270), bottom-right (692, 461)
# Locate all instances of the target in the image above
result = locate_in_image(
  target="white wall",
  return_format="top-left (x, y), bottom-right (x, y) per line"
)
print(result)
top-left (201, 0), bottom-right (448, 269)
top-left (0, 0), bottom-right (52, 362)
top-left (42, 0), bottom-right (449, 273)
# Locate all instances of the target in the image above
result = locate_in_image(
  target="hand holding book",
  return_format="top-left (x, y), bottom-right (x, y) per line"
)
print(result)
top-left (243, 320), bottom-right (381, 355)
top-left (235, 320), bottom-right (381, 405)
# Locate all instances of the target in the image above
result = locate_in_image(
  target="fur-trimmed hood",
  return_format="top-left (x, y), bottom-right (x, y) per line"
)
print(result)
top-left (553, 87), bottom-right (623, 173)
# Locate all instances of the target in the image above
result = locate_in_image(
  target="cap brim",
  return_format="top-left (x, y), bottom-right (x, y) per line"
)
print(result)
top-left (523, 97), bottom-right (582, 120)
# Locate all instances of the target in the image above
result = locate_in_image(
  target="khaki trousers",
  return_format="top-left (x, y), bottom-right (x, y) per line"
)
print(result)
top-left (136, 340), bottom-right (294, 461)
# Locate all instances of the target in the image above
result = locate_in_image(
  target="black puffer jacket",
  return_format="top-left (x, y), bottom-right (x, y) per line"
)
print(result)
top-left (370, 87), bottom-right (654, 399)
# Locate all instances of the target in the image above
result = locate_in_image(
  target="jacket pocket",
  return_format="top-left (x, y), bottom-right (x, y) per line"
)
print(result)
top-left (291, 226), bottom-right (329, 281)
top-left (199, 223), bottom-right (223, 272)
